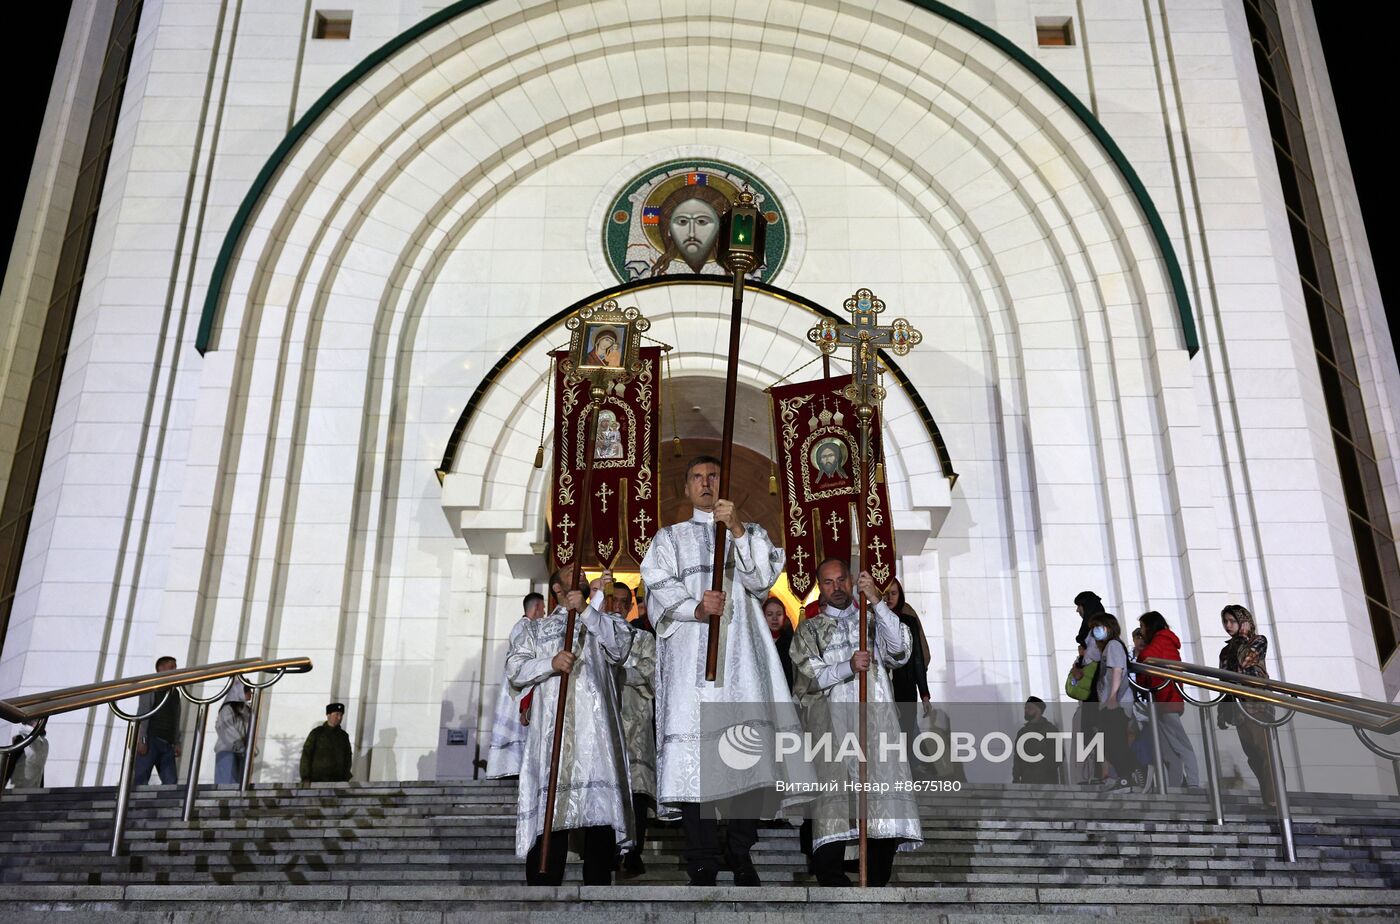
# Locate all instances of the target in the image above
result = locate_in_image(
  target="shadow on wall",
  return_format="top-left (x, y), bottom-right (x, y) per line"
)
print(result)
top-left (269, 733), bottom-right (308, 782)
top-left (367, 727), bottom-right (396, 780)
top-left (417, 749), bottom-right (437, 781)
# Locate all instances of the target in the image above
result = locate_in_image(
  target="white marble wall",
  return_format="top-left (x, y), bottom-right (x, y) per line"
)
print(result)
top-left (0, 0), bottom-right (1392, 794)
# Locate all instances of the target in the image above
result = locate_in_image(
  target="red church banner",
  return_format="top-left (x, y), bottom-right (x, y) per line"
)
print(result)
top-left (550, 347), bottom-right (661, 571)
top-left (769, 374), bottom-right (897, 597)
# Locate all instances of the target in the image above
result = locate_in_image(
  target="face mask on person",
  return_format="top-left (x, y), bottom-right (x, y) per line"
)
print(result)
top-left (1091, 626), bottom-right (1108, 641)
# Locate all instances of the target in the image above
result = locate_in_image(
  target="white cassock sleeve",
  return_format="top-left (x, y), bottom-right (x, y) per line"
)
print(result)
top-left (729, 523), bottom-right (785, 599)
top-left (577, 599), bottom-right (634, 666)
top-left (872, 600), bottom-right (912, 669)
top-left (504, 623), bottom-right (555, 692)
top-left (639, 528), bottom-right (701, 640)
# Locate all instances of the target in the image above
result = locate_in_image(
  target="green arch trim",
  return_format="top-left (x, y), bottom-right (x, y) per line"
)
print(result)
top-left (435, 274), bottom-right (958, 483)
top-left (194, 0), bottom-right (1198, 356)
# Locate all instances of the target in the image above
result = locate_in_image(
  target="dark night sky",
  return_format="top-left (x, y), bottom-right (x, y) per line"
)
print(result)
top-left (1, 3), bottom-right (73, 272)
top-left (0, 3), bottom-right (1391, 346)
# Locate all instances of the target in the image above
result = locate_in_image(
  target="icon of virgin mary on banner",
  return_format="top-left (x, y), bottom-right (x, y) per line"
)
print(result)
top-left (549, 347), bottom-right (662, 570)
top-left (769, 374), bottom-right (898, 597)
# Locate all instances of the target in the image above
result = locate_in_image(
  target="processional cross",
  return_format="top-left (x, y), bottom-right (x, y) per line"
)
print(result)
top-left (806, 287), bottom-right (922, 888)
top-left (808, 288), bottom-right (922, 415)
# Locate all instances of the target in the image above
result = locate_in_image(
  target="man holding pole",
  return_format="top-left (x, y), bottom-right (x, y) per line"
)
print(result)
top-left (792, 557), bottom-right (922, 886)
top-left (506, 565), bottom-right (634, 885)
top-left (640, 455), bottom-right (808, 886)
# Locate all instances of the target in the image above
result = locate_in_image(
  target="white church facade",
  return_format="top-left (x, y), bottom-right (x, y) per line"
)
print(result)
top-left (1, 0), bottom-right (1395, 793)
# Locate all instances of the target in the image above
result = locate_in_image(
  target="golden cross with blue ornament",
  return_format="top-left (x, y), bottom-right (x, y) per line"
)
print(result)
top-left (807, 288), bottom-right (922, 416)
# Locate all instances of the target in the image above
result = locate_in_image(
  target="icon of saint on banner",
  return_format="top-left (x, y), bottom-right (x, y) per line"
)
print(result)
top-left (594, 409), bottom-right (624, 460)
top-left (809, 437), bottom-right (850, 485)
top-left (582, 324), bottom-right (625, 369)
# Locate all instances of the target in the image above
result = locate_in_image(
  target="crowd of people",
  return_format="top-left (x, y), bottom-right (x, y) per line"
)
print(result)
top-left (1, 456), bottom-right (1281, 890)
top-left (484, 455), bottom-right (938, 886)
top-left (471, 454), bottom-right (1286, 886)
top-left (1045, 593), bottom-right (1274, 804)
top-left (3, 653), bottom-right (354, 791)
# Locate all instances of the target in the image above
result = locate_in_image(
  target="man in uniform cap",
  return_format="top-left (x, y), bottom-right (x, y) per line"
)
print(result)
top-left (300, 702), bottom-right (353, 783)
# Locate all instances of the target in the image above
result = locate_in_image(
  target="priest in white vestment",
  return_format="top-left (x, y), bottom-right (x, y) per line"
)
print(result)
top-left (609, 581), bottom-right (656, 877)
top-left (505, 568), bottom-right (635, 885)
top-left (791, 557), bottom-right (923, 887)
top-left (639, 454), bottom-right (812, 886)
top-left (485, 591), bottom-right (546, 778)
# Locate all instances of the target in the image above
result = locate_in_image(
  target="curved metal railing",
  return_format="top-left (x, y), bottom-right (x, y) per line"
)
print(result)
top-left (1125, 656), bottom-right (1400, 862)
top-left (0, 656), bottom-right (311, 855)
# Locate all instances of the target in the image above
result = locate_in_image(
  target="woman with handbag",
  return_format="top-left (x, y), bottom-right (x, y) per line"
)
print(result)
top-left (1065, 642), bottom-right (1100, 783)
top-left (1218, 604), bottom-right (1277, 806)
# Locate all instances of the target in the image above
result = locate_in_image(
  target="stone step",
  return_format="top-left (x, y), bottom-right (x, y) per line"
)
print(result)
top-left (4, 779), bottom-right (1397, 906)
top-left (6, 873), bottom-right (1396, 891)
top-left (0, 817), bottom-right (1338, 840)
top-left (0, 832), bottom-right (1368, 859)
top-left (4, 809), bottom-right (1362, 830)
top-left (4, 788), bottom-right (1387, 808)
top-left (3, 822), bottom-right (1390, 847)
top-left (1, 883), bottom-right (1399, 918)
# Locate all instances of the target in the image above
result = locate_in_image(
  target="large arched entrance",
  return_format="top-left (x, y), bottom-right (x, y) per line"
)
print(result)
top-left (124, 0), bottom-right (1234, 784)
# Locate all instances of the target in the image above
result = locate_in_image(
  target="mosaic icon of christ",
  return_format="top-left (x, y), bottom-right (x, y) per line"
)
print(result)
top-left (651, 185), bottom-right (731, 275)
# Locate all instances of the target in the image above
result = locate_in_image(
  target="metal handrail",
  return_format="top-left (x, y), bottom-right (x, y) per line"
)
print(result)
top-left (0, 656), bottom-right (312, 856)
top-left (1123, 655), bottom-right (1400, 864)
top-left (1137, 657), bottom-right (1400, 723)
top-left (1130, 657), bottom-right (1400, 733)
top-left (0, 657), bottom-right (310, 723)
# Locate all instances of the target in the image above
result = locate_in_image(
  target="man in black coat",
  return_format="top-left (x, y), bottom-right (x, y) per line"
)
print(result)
top-left (300, 703), bottom-right (353, 783)
top-left (1012, 697), bottom-right (1064, 784)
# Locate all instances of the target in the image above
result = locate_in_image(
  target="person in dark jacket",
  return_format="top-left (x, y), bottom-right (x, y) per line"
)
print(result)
top-left (884, 579), bottom-right (932, 706)
top-left (1073, 591), bottom-right (1105, 648)
top-left (1137, 612), bottom-right (1199, 788)
top-left (765, 596), bottom-right (811, 872)
top-left (1012, 697), bottom-right (1063, 784)
top-left (135, 656), bottom-right (182, 785)
top-left (300, 703), bottom-right (353, 783)
top-left (884, 578), bottom-right (933, 781)
top-left (1218, 604), bottom-right (1276, 806)
top-left (763, 596), bottom-right (795, 691)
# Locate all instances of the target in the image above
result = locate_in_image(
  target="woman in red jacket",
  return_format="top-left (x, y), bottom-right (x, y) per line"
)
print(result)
top-left (1137, 612), bottom-right (1200, 789)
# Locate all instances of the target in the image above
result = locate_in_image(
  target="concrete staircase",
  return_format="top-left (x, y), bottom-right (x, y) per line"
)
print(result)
top-left (1, 779), bottom-right (1397, 920)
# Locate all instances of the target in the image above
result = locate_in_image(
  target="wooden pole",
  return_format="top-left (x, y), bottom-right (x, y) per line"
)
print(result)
top-left (538, 387), bottom-right (603, 872)
top-left (705, 273), bottom-right (745, 681)
top-left (856, 409), bottom-right (872, 887)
